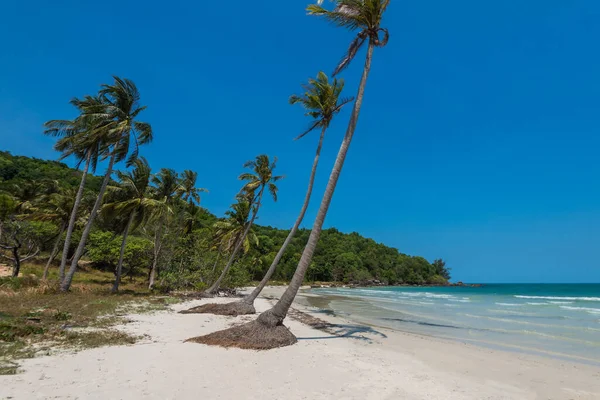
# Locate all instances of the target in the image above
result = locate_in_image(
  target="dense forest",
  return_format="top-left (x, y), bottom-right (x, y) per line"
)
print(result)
top-left (0, 150), bottom-right (450, 289)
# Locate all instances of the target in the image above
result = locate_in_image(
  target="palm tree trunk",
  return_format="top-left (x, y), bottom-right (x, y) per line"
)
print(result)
top-left (148, 225), bottom-right (162, 290)
top-left (61, 152), bottom-right (116, 292)
top-left (206, 188), bottom-right (265, 295)
top-left (258, 41), bottom-right (375, 327)
top-left (244, 126), bottom-right (327, 305)
top-left (112, 211), bottom-right (135, 293)
top-left (58, 150), bottom-right (91, 282)
top-left (43, 222), bottom-right (66, 280)
top-left (211, 250), bottom-right (222, 277)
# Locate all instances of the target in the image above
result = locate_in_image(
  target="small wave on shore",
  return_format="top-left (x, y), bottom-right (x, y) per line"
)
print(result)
top-left (311, 284), bottom-right (600, 364)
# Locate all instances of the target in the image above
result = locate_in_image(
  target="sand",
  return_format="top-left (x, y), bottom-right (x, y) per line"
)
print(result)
top-left (1, 287), bottom-right (599, 400)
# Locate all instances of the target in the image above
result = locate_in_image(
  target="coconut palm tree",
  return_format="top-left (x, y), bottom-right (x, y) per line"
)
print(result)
top-left (61, 76), bottom-right (153, 292)
top-left (187, 0), bottom-right (390, 348)
top-left (236, 72), bottom-right (353, 310)
top-left (102, 158), bottom-right (166, 293)
top-left (147, 168), bottom-right (180, 289)
top-left (177, 170), bottom-right (208, 206)
top-left (197, 72), bottom-right (353, 316)
top-left (204, 155), bottom-right (283, 295)
top-left (45, 95), bottom-right (110, 283)
top-left (259, 0), bottom-right (390, 328)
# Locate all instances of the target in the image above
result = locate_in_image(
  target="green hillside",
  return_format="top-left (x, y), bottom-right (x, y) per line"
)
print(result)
top-left (0, 151), bottom-right (450, 287)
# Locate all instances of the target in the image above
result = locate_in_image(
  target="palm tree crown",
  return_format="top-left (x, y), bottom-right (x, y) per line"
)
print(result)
top-left (97, 77), bottom-right (153, 165)
top-left (177, 170), bottom-right (208, 206)
top-left (308, 0), bottom-right (390, 75)
top-left (103, 157), bottom-right (167, 233)
top-left (213, 196), bottom-right (258, 255)
top-left (289, 72), bottom-right (353, 139)
top-left (239, 155), bottom-right (284, 203)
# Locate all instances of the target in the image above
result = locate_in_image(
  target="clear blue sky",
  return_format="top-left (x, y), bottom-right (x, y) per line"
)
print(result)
top-left (2, 1), bottom-right (599, 283)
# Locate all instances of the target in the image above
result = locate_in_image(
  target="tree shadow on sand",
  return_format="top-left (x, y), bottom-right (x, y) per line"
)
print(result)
top-left (287, 308), bottom-right (387, 343)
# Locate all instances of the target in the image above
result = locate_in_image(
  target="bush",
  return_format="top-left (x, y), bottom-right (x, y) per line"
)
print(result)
top-left (86, 232), bottom-right (153, 274)
top-left (430, 274), bottom-right (449, 285)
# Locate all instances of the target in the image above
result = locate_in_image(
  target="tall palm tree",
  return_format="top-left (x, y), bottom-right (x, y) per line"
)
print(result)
top-left (204, 155), bottom-right (283, 295)
top-left (102, 158), bottom-right (166, 293)
top-left (233, 72), bottom-right (351, 313)
top-left (45, 95), bottom-right (109, 283)
top-left (147, 168), bottom-right (180, 289)
top-left (188, 1), bottom-right (390, 348)
top-left (177, 170), bottom-right (208, 206)
top-left (257, 0), bottom-right (390, 330)
top-left (61, 76), bottom-right (153, 292)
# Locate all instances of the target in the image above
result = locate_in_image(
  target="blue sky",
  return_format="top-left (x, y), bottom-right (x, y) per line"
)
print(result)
top-left (1, 1), bottom-right (600, 283)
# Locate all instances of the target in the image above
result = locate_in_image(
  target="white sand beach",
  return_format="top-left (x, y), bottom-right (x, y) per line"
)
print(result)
top-left (1, 288), bottom-right (599, 400)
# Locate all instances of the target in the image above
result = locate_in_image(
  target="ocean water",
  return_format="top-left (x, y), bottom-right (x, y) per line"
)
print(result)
top-left (310, 284), bottom-right (600, 365)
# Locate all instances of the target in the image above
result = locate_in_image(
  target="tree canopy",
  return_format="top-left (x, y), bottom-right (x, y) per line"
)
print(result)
top-left (0, 151), bottom-right (450, 287)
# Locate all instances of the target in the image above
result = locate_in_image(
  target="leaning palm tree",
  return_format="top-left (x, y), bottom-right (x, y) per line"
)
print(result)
top-left (102, 158), bottom-right (166, 293)
top-left (188, 0), bottom-right (390, 348)
top-left (61, 76), bottom-right (153, 292)
top-left (202, 155), bottom-right (283, 296)
top-left (45, 95), bottom-right (109, 283)
top-left (147, 168), bottom-right (181, 289)
top-left (194, 72), bottom-right (352, 316)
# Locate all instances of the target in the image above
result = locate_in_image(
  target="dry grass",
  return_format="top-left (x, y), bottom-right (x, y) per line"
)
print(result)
top-left (186, 319), bottom-right (297, 350)
top-left (0, 262), bottom-right (181, 374)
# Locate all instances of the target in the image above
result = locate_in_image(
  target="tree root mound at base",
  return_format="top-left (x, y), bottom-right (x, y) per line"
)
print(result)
top-left (185, 320), bottom-right (297, 350)
top-left (179, 301), bottom-right (256, 316)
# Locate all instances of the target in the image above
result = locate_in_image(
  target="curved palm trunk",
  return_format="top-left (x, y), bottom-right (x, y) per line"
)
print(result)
top-left (206, 189), bottom-right (264, 295)
top-left (259, 42), bottom-right (375, 327)
top-left (43, 222), bottom-right (67, 280)
top-left (61, 152), bottom-right (116, 292)
top-left (112, 211), bottom-right (135, 293)
top-left (148, 225), bottom-right (162, 290)
top-left (210, 250), bottom-right (222, 277)
top-left (244, 127), bottom-right (327, 305)
top-left (58, 150), bottom-right (91, 282)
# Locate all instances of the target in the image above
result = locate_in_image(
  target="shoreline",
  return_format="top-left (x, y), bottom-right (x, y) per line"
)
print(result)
top-left (291, 288), bottom-right (600, 367)
top-left (1, 287), bottom-right (599, 399)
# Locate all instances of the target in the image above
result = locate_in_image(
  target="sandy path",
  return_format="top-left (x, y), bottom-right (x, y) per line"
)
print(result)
top-left (1, 290), bottom-right (599, 400)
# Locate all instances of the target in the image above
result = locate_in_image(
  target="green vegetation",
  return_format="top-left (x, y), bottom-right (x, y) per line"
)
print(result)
top-left (191, 0), bottom-right (397, 349)
top-left (0, 263), bottom-right (179, 374)
top-left (1, 1), bottom-right (446, 353)
top-left (0, 151), bottom-right (104, 192)
top-left (0, 151), bottom-right (449, 289)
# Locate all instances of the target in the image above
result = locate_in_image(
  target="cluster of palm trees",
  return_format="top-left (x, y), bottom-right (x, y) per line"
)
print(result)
top-left (259, 0), bottom-right (390, 330)
top-left (184, 0), bottom-right (390, 349)
top-left (2, 0), bottom-right (389, 349)
top-left (41, 77), bottom-right (154, 291)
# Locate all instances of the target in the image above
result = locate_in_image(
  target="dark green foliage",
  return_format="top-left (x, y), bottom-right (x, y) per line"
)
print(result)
top-left (0, 151), bottom-right (103, 192)
top-left (247, 226), bottom-right (450, 285)
top-left (86, 232), bottom-right (153, 273)
top-left (0, 151), bottom-right (450, 287)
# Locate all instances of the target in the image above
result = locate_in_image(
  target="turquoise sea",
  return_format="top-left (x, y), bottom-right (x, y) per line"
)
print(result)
top-left (310, 284), bottom-right (600, 365)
